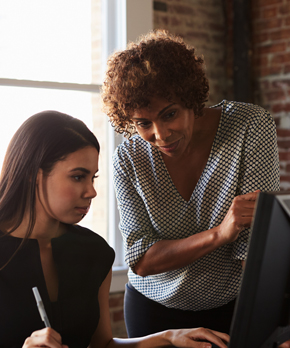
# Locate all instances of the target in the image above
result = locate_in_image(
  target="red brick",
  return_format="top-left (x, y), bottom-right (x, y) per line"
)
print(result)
top-left (259, 80), bottom-right (271, 90)
top-left (171, 5), bottom-right (195, 16)
top-left (270, 53), bottom-right (290, 65)
top-left (263, 7), bottom-right (279, 19)
top-left (270, 28), bottom-right (290, 41)
top-left (196, 8), bottom-right (217, 21)
top-left (285, 64), bottom-right (290, 74)
top-left (274, 116), bottom-right (281, 127)
top-left (272, 103), bottom-right (290, 113)
top-left (259, 65), bottom-right (283, 77)
top-left (186, 31), bottom-right (210, 41)
top-left (258, 42), bottom-right (286, 55)
top-left (170, 17), bottom-right (182, 26)
top-left (253, 0), bottom-right (283, 8)
top-left (264, 90), bottom-right (286, 101)
top-left (285, 164), bottom-right (290, 173)
top-left (272, 79), bottom-right (290, 89)
top-left (279, 3), bottom-right (290, 15)
top-left (278, 140), bottom-right (290, 149)
top-left (211, 34), bottom-right (224, 44)
top-left (109, 296), bottom-right (123, 308)
top-left (278, 152), bottom-right (290, 161)
top-left (280, 175), bottom-right (290, 182)
top-left (253, 32), bottom-right (270, 45)
top-left (253, 18), bottom-right (283, 31)
top-left (160, 15), bottom-right (169, 26)
top-left (277, 128), bottom-right (290, 137)
top-left (209, 23), bottom-right (225, 32)
top-left (112, 310), bottom-right (124, 322)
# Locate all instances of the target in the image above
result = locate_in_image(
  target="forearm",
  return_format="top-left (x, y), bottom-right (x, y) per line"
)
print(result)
top-left (134, 226), bottom-right (224, 276)
top-left (106, 331), bottom-right (171, 348)
top-left (104, 328), bottom-right (229, 348)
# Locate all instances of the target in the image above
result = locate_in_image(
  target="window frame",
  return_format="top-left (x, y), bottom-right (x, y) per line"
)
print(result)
top-left (102, 0), bottom-right (153, 292)
top-left (0, 0), bottom-right (153, 293)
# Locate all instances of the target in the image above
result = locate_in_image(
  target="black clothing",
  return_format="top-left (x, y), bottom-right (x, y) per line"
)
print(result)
top-left (124, 282), bottom-right (235, 338)
top-left (0, 225), bottom-right (115, 348)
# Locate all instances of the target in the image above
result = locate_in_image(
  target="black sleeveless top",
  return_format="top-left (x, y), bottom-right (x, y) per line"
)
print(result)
top-left (0, 225), bottom-right (115, 348)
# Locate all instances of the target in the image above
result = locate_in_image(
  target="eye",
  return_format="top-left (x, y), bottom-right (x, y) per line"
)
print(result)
top-left (136, 121), bottom-right (151, 129)
top-left (164, 110), bottom-right (176, 120)
top-left (73, 175), bottom-right (85, 181)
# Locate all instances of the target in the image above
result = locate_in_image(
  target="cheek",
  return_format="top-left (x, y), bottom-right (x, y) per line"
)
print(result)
top-left (137, 128), bottom-right (152, 141)
top-left (48, 183), bottom-right (77, 206)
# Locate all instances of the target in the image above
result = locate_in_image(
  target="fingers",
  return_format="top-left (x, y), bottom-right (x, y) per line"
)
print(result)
top-left (191, 328), bottom-right (229, 348)
top-left (169, 327), bottom-right (229, 348)
top-left (279, 340), bottom-right (290, 348)
top-left (225, 190), bottom-right (260, 229)
top-left (22, 328), bottom-right (67, 348)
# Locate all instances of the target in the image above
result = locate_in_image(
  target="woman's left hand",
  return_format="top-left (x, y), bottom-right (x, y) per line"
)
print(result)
top-left (166, 327), bottom-right (229, 348)
top-left (279, 340), bottom-right (290, 348)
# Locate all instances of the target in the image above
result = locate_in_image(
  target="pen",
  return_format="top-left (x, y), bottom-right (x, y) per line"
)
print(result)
top-left (32, 286), bottom-right (51, 328)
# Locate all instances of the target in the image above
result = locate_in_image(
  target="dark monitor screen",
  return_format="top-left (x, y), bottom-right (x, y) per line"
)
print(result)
top-left (228, 191), bottom-right (290, 348)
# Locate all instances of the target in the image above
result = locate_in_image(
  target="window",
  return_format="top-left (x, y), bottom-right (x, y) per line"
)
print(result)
top-left (0, 0), bottom-right (153, 292)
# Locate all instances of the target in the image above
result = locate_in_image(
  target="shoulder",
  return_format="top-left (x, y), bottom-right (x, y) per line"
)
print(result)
top-left (57, 225), bottom-right (115, 263)
top-left (221, 100), bottom-right (273, 122)
top-left (113, 135), bottom-right (150, 161)
top-left (112, 135), bottom-right (155, 176)
top-left (215, 100), bottom-right (275, 134)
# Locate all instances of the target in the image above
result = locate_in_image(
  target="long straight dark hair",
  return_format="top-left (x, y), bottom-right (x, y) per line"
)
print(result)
top-left (0, 111), bottom-right (100, 266)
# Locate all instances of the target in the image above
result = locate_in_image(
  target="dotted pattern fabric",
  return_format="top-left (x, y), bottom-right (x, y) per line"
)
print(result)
top-left (112, 100), bottom-right (280, 311)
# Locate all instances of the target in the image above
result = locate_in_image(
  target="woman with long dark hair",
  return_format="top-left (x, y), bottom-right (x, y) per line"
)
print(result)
top-left (0, 110), bottom-right (229, 348)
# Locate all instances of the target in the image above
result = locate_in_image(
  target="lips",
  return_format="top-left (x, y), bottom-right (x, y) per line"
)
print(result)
top-left (158, 139), bottom-right (180, 152)
top-left (75, 206), bottom-right (90, 215)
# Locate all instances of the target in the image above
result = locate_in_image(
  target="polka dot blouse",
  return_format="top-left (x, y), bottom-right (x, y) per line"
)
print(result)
top-left (113, 100), bottom-right (280, 311)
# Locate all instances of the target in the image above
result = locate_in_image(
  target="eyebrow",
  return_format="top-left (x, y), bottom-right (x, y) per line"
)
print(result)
top-left (69, 167), bottom-right (98, 174)
top-left (132, 103), bottom-right (176, 120)
top-left (157, 103), bottom-right (176, 116)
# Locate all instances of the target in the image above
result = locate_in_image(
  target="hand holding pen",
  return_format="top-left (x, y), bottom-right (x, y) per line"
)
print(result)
top-left (21, 287), bottom-right (68, 348)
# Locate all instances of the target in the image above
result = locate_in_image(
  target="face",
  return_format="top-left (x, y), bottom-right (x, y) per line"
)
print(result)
top-left (36, 146), bottom-right (99, 225)
top-left (131, 97), bottom-right (195, 158)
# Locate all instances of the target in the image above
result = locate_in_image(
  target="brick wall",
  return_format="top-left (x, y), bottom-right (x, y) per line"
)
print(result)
top-left (251, 0), bottom-right (290, 190)
top-left (154, 0), bottom-right (229, 105)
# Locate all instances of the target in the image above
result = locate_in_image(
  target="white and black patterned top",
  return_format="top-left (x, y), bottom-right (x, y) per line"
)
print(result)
top-left (113, 100), bottom-right (280, 311)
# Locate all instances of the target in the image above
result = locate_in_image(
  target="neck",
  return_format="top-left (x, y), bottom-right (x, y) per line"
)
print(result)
top-left (9, 212), bottom-right (66, 241)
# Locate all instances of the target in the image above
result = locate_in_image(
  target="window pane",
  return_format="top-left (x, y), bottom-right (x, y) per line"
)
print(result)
top-left (0, 0), bottom-right (103, 84)
top-left (0, 86), bottom-right (108, 240)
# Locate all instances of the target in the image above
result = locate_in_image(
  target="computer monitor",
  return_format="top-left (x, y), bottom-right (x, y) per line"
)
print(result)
top-left (228, 191), bottom-right (290, 348)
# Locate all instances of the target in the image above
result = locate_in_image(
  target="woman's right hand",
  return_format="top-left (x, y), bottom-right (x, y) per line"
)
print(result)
top-left (166, 327), bottom-right (229, 348)
top-left (217, 190), bottom-right (260, 244)
top-left (22, 328), bottom-right (68, 348)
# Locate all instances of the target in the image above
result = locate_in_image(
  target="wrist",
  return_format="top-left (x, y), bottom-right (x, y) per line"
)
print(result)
top-left (148, 330), bottom-right (174, 347)
top-left (213, 225), bottom-right (229, 246)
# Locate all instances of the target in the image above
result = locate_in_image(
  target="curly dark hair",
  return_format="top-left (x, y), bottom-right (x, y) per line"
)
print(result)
top-left (101, 29), bottom-right (209, 138)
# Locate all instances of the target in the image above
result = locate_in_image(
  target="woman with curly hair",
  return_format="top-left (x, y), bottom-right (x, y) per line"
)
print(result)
top-left (102, 30), bottom-right (280, 337)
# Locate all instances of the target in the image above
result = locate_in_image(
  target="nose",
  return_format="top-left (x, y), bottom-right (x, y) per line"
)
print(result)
top-left (154, 123), bottom-right (171, 141)
top-left (84, 182), bottom-right (97, 199)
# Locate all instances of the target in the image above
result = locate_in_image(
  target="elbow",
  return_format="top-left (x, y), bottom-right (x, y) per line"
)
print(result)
top-left (133, 260), bottom-right (150, 277)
